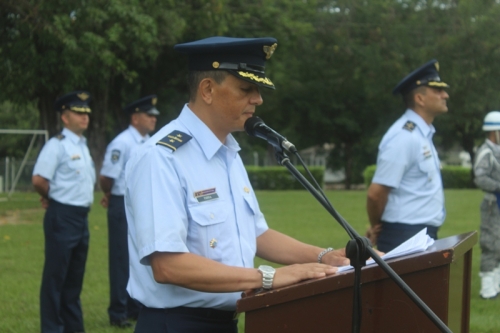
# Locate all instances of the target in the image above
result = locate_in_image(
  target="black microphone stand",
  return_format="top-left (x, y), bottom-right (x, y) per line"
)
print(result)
top-left (273, 150), bottom-right (452, 333)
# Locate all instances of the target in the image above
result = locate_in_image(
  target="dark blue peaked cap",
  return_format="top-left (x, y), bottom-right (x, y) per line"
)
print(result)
top-left (392, 59), bottom-right (449, 95)
top-left (123, 95), bottom-right (160, 115)
top-left (54, 90), bottom-right (91, 113)
top-left (174, 36), bottom-right (278, 89)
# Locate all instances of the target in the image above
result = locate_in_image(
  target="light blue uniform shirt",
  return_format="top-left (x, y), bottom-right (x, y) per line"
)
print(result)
top-left (33, 127), bottom-right (96, 207)
top-left (125, 105), bottom-right (268, 310)
top-left (100, 125), bottom-right (149, 196)
top-left (372, 109), bottom-right (445, 226)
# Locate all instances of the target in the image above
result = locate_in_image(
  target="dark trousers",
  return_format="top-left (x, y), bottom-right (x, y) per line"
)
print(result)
top-left (40, 200), bottom-right (90, 333)
top-left (107, 195), bottom-right (141, 321)
top-left (134, 306), bottom-right (238, 333)
top-left (377, 222), bottom-right (439, 253)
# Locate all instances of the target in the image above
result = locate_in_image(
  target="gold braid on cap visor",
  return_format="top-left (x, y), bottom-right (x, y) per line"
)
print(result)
top-left (238, 71), bottom-right (274, 86)
top-left (427, 82), bottom-right (449, 88)
top-left (70, 106), bottom-right (91, 113)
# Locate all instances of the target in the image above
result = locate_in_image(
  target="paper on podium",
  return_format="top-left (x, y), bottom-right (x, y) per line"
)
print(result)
top-left (336, 228), bottom-right (435, 273)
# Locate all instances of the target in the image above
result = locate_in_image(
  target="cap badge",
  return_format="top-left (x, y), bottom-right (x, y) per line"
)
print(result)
top-left (434, 62), bottom-right (439, 71)
top-left (210, 238), bottom-right (218, 249)
top-left (263, 43), bottom-right (277, 59)
top-left (152, 97), bottom-right (157, 105)
top-left (77, 92), bottom-right (90, 101)
top-left (212, 61), bottom-right (220, 69)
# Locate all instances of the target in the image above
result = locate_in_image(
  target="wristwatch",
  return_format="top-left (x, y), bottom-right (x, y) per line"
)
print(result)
top-left (258, 265), bottom-right (276, 290)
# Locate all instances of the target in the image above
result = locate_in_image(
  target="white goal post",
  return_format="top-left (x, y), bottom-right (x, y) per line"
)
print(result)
top-left (0, 129), bottom-right (49, 198)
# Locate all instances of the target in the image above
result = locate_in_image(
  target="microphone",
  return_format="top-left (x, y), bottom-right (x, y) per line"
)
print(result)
top-left (244, 116), bottom-right (297, 153)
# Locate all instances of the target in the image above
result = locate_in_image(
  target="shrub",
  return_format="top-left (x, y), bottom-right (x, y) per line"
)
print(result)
top-left (245, 166), bottom-right (324, 190)
top-left (362, 164), bottom-right (473, 189)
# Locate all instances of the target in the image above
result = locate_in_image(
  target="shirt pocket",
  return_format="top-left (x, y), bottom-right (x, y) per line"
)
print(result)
top-left (243, 194), bottom-right (257, 216)
top-left (188, 201), bottom-right (229, 262)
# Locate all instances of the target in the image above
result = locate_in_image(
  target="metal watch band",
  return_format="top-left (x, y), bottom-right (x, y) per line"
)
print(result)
top-left (258, 265), bottom-right (275, 290)
top-left (262, 272), bottom-right (273, 289)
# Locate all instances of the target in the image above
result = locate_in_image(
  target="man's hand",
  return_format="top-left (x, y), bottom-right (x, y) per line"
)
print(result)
top-left (320, 248), bottom-right (350, 266)
top-left (100, 193), bottom-right (110, 208)
top-left (39, 197), bottom-right (49, 209)
top-left (273, 263), bottom-right (338, 289)
top-left (365, 224), bottom-right (382, 246)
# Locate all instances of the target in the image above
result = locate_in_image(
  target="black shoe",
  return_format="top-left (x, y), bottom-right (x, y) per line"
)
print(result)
top-left (110, 318), bottom-right (133, 328)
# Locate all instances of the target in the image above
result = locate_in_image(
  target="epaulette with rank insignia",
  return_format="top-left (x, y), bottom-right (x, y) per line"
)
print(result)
top-left (156, 130), bottom-right (192, 152)
top-left (402, 121), bottom-right (417, 132)
top-left (56, 134), bottom-right (65, 140)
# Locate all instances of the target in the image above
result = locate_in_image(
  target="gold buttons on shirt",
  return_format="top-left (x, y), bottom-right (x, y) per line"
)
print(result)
top-left (243, 186), bottom-right (250, 193)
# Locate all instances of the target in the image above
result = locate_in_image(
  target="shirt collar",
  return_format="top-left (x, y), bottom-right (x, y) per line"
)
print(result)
top-left (405, 109), bottom-right (435, 137)
top-left (178, 104), bottom-right (241, 160)
top-left (128, 125), bottom-right (149, 143)
top-left (62, 127), bottom-right (86, 144)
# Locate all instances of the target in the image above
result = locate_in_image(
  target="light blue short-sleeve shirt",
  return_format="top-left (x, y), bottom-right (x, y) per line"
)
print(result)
top-left (372, 109), bottom-right (445, 226)
top-left (33, 127), bottom-right (96, 207)
top-left (100, 125), bottom-right (149, 196)
top-left (125, 105), bottom-right (268, 310)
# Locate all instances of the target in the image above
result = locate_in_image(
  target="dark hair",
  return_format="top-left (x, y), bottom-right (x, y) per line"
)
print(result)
top-left (187, 70), bottom-right (229, 102)
top-left (402, 86), bottom-right (427, 109)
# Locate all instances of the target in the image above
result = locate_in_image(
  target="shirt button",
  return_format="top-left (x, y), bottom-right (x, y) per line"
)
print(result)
top-left (210, 213), bottom-right (215, 219)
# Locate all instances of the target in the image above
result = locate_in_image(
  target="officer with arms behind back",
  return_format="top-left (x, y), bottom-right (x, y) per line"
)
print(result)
top-left (366, 60), bottom-right (449, 252)
top-left (32, 91), bottom-right (96, 333)
top-left (99, 95), bottom-right (159, 327)
top-left (473, 111), bottom-right (500, 299)
top-left (125, 36), bottom-right (350, 333)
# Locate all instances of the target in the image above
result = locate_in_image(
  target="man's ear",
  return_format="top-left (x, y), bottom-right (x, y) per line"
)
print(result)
top-left (414, 91), bottom-right (425, 108)
top-left (199, 78), bottom-right (214, 105)
top-left (60, 110), bottom-right (69, 126)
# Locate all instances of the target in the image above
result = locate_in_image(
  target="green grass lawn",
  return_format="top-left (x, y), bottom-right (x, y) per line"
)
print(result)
top-left (0, 189), bottom-right (494, 332)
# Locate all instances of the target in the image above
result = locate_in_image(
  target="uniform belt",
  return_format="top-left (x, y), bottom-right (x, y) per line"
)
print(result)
top-left (165, 306), bottom-right (239, 321)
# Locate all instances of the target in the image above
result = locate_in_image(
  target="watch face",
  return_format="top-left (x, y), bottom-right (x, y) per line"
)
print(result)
top-left (259, 265), bottom-right (274, 273)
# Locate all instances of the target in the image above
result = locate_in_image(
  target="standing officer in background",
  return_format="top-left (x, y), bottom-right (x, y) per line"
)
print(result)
top-left (473, 111), bottom-right (500, 299)
top-left (99, 95), bottom-right (159, 327)
top-left (125, 36), bottom-right (350, 333)
top-left (32, 91), bottom-right (96, 333)
top-left (366, 59), bottom-right (449, 252)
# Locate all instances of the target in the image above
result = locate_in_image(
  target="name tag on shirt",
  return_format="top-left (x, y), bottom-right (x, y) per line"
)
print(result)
top-left (194, 188), bottom-right (219, 203)
top-left (71, 154), bottom-right (81, 160)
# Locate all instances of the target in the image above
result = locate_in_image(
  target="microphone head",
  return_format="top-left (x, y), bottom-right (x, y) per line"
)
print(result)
top-left (244, 116), bottom-right (265, 137)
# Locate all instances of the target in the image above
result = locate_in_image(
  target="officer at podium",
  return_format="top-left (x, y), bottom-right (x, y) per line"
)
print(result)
top-left (124, 36), bottom-right (350, 333)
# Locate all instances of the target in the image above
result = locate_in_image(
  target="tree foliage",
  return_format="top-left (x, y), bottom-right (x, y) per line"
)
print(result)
top-left (2, 0), bottom-right (500, 187)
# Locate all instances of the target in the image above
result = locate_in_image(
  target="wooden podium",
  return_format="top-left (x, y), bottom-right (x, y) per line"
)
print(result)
top-left (237, 231), bottom-right (477, 333)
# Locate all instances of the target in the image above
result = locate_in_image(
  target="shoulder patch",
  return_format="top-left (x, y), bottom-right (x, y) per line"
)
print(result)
top-left (402, 121), bottom-right (417, 132)
top-left (156, 130), bottom-right (192, 152)
top-left (56, 134), bottom-right (65, 140)
top-left (111, 149), bottom-right (121, 164)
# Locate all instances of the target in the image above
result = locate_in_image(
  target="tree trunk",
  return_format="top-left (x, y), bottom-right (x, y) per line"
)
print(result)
top-left (343, 142), bottom-right (352, 190)
top-left (37, 92), bottom-right (60, 137)
top-left (87, 82), bottom-right (110, 190)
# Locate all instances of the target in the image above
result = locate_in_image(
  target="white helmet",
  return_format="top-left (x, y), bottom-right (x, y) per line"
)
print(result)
top-left (483, 111), bottom-right (500, 131)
